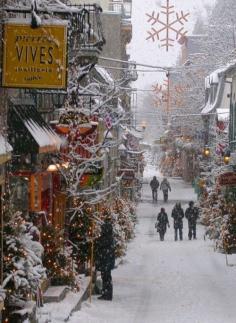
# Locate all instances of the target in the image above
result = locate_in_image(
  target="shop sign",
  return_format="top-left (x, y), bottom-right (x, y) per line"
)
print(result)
top-left (218, 172), bottom-right (236, 186)
top-left (2, 22), bottom-right (67, 89)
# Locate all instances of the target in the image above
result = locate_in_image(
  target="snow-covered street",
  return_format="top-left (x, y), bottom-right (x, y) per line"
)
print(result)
top-left (69, 166), bottom-right (236, 323)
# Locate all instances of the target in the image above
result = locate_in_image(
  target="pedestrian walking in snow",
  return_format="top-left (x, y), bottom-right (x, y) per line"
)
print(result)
top-left (160, 178), bottom-right (171, 202)
top-left (156, 208), bottom-right (170, 241)
top-left (171, 202), bottom-right (184, 241)
top-left (150, 176), bottom-right (159, 202)
top-left (95, 214), bottom-right (115, 300)
top-left (185, 201), bottom-right (199, 240)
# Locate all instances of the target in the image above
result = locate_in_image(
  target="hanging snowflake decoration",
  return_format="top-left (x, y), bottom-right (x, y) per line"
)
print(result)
top-left (146, 0), bottom-right (190, 51)
top-left (152, 79), bottom-right (190, 109)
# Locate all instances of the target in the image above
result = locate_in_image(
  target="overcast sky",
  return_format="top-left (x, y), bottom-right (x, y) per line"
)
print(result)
top-left (128, 0), bottom-right (216, 140)
top-left (129, 0), bottom-right (216, 89)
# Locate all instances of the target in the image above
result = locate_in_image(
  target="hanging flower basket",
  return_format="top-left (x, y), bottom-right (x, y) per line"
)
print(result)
top-left (78, 123), bottom-right (92, 135)
top-left (56, 124), bottom-right (70, 134)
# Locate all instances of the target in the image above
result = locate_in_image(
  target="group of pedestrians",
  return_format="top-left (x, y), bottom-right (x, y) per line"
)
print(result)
top-left (155, 201), bottom-right (199, 241)
top-left (150, 176), bottom-right (171, 202)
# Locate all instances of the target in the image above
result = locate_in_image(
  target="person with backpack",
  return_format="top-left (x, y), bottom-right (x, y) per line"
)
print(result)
top-left (156, 208), bottom-right (170, 241)
top-left (150, 176), bottom-right (159, 201)
top-left (185, 201), bottom-right (199, 240)
top-left (160, 178), bottom-right (171, 202)
top-left (171, 202), bottom-right (184, 241)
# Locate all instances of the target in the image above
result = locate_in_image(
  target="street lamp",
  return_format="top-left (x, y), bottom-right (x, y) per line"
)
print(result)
top-left (203, 146), bottom-right (210, 157)
top-left (223, 150), bottom-right (231, 165)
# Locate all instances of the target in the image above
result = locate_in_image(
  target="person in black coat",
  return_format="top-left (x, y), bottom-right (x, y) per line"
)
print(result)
top-left (171, 202), bottom-right (184, 241)
top-left (150, 176), bottom-right (159, 201)
top-left (185, 201), bottom-right (199, 240)
top-left (156, 208), bottom-right (170, 241)
top-left (95, 215), bottom-right (115, 300)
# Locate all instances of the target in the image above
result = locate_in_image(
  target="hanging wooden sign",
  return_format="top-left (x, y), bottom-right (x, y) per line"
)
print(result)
top-left (218, 172), bottom-right (236, 186)
top-left (2, 21), bottom-right (67, 89)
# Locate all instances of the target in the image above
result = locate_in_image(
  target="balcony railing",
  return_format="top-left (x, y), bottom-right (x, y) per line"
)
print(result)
top-left (69, 4), bottom-right (105, 54)
top-left (108, 1), bottom-right (132, 19)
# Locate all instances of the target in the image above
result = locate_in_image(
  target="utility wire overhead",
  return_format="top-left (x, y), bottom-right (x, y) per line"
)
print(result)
top-left (99, 56), bottom-right (168, 71)
top-left (99, 56), bottom-right (222, 73)
top-left (97, 65), bottom-right (165, 72)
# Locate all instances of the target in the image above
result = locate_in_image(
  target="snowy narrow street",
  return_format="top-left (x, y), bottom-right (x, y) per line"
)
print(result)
top-left (3, 1), bottom-right (236, 322)
top-left (70, 167), bottom-right (236, 323)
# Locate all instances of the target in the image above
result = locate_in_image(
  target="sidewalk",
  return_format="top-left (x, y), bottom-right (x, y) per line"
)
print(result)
top-left (37, 276), bottom-right (90, 323)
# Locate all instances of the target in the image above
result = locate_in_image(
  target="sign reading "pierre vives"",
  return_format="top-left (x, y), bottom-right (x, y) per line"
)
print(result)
top-left (2, 22), bottom-right (67, 89)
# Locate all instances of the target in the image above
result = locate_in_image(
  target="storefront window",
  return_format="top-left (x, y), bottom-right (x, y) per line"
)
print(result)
top-left (10, 176), bottom-right (29, 213)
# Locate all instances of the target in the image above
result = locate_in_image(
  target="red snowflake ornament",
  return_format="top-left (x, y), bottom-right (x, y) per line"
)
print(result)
top-left (152, 80), bottom-right (190, 109)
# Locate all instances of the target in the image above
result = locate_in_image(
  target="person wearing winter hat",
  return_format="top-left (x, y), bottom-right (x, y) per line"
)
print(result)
top-left (185, 201), bottom-right (199, 240)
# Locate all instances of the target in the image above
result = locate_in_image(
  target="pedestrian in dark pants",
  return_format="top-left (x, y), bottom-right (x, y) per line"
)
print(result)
top-left (95, 215), bottom-right (115, 300)
top-left (156, 208), bottom-right (170, 241)
top-left (171, 202), bottom-right (184, 241)
top-left (185, 201), bottom-right (199, 240)
top-left (160, 178), bottom-right (171, 202)
top-left (150, 176), bottom-right (159, 202)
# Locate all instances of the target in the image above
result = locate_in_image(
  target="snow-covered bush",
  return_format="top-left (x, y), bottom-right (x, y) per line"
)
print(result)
top-left (2, 211), bottom-right (46, 321)
top-left (111, 198), bottom-right (136, 258)
top-left (41, 225), bottom-right (78, 287)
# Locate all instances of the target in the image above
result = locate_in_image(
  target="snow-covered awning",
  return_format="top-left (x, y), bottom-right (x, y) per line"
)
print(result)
top-left (217, 109), bottom-right (229, 122)
top-left (0, 135), bottom-right (12, 164)
top-left (12, 104), bottom-right (62, 154)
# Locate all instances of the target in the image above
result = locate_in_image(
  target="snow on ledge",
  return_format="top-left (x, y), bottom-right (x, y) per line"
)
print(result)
top-left (0, 135), bottom-right (13, 156)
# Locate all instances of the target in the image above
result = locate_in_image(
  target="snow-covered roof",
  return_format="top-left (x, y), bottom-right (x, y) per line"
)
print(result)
top-left (205, 61), bottom-right (236, 89)
top-left (205, 67), bottom-right (226, 88)
top-left (4, 17), bottom-right (69, 26)
top-left (201, 75), bottom-right (226, 115)
top-left (5, 0), bottom-right (82, 14)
